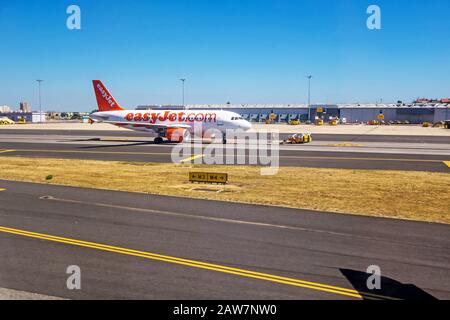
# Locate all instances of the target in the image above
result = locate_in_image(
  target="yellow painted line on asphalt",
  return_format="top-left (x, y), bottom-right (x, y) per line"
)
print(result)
top-left (0, 225), bottom-right (397, 300)
top-left (0, 189), bottom-right (5, 192)
top-left (0, 149), bottom-right (169, 156)
top-left (179, 154), bottom-right (204, 163)
top-left (326, 143), bottom-right (364, 148)
top-left (444, 161), bottom-right (450, 168)
top-left (0, 149), bottom-right (16, 154)
top-left (281, 155), bottom-right (444, 163)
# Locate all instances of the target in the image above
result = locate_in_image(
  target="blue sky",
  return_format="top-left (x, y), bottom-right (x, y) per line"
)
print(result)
top-left (0, 0), bottom-right (449, 111)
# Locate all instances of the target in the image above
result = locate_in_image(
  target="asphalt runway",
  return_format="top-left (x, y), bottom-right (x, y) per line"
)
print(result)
top-left (1, 128), bottom-right (450, 143)
top-left (0, 180), bottom-right (449, 300)
top-left (0, 130), bottom-right (449, 172)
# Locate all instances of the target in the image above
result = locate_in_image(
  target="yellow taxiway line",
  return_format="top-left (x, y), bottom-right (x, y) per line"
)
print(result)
top-left (0, 149), bottom-right (167, 156)
top-left (281, 155), bottom-right (444, 163)
top-left (179, 154), bottom-right (204, 163)
top-left (326, 143), bottom-right (364, 148)
top-left (0, 189), bottom-right (5, 192)
top-left (0, 225), bottom-right (397, 300)
top-left (444, 161), bottom-right (450, 168)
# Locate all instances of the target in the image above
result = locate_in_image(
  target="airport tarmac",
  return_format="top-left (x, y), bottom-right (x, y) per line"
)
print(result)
top-left (0, 128), bottom-right (449, 172)
top-left (0, 180), bottom-right (449, 300)
top-left (3, 122), bottom-right (450, 137)
top-left (1, 128), bottom-right (450, 144)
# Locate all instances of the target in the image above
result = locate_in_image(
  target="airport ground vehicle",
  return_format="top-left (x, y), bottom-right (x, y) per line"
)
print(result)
top-left (265, 113), bottom-right (277, 124)
top-left (89, 80), bottom-right (252, 144)
top-left (445, 120), bottom-right (450, 129)
top-left (282, 133), bottom-right (312, 144)
top-left (0, 117), bottom-right (15, 125)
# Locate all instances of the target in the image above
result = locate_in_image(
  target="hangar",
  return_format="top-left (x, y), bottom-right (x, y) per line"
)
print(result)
top-left (137, 104), bottom-right (450, 124)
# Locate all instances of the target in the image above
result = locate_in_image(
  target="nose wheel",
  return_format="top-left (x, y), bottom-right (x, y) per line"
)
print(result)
top-left (154, 137), bottom-right (164, 144)
top-left (222, 133), bottom-right (227, 144)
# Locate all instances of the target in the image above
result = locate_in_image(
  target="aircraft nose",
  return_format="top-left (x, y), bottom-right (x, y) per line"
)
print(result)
top-left (242, 120), bottom-right (252, 131)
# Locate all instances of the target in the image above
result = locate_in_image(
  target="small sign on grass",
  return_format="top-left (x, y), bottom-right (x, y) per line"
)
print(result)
top-left (189, 172), bottom-right (228, 185)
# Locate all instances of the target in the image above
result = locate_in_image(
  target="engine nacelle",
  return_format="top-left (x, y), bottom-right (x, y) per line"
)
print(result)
top-left (166, 128), bottom-right (189, 143)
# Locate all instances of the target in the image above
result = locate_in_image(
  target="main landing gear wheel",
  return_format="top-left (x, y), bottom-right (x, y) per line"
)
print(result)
top-left (154, 137), bottom-right (164, 144)
top-left (222, 134), bottom-right (227, 144)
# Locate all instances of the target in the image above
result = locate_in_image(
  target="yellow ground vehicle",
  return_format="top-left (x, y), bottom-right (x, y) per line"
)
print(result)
top-left (330, 119), bottom-right (338, 126)
top-left (315, 119), bottom-right (324, 126)
top-left (282, 133), bottom-right (312, 144)
top-left (0, 117), bottom-right (15, 125)
top-left (265, 113), bottom-right (277, 124)
top-left (289, 119), bottom-right (300, 125)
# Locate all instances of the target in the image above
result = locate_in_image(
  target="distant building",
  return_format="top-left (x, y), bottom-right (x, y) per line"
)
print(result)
top-left (148, 103), bottom-right (449, 124)
top-left (0, 111), bottom-right (46, 123)
top-left (20, 102), bottom-right (31, 112)
top-left (414, 97), bottom-right (450, 105)
top-left (46, 111), bottom-right (90, 120)
top-left (136, 105), bottom-right (164, 110)
top-left (0, 105), bottom-right (12, 113)
top-left (414, 98), bottom-right (431, 104)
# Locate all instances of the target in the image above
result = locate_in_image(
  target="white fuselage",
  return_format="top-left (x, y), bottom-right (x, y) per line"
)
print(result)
top-left (90, 109), bottom-right (252, 135)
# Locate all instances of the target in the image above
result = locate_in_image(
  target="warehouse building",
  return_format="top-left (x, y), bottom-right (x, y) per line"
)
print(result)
top-left (137, 103), bottom-right (450, 124)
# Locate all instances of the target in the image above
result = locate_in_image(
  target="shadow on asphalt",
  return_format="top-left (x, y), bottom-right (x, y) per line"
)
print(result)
top-left (340, 268), bottom-right (437, 300)
top-left (77, 141), bottom-right (156, 149)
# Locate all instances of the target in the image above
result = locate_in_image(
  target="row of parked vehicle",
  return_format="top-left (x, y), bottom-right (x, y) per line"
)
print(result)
top-left (0, 117), bottom-right (26, 125)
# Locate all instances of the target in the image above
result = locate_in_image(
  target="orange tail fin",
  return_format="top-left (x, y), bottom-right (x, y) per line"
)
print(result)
top-left (92, 80), bottom-right (124, 111)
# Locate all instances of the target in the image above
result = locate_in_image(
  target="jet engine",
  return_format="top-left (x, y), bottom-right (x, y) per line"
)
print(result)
top-left (166, 128), bottom-right (190, 143)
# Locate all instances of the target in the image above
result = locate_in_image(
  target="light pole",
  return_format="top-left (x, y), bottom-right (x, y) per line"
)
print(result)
top-left (36, 80), bottom-right (44, 123)
top-left (180, 78), bottom-right (186, 109)
top-left (306, 75), bottom-right (313, 121)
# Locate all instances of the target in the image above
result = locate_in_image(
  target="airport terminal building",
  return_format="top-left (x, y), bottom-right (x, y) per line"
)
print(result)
top-left (137, 103), bottom-right (450, 124)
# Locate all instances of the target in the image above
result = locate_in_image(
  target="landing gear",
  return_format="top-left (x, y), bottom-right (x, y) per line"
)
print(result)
top-left (154, 137), bottom-right (164, 144)
top-left (222, 133), bottom-right (227, 144)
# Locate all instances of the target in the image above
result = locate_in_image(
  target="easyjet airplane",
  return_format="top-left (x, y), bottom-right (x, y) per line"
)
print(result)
top-left (90, 80), bottom-right (251, 144)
